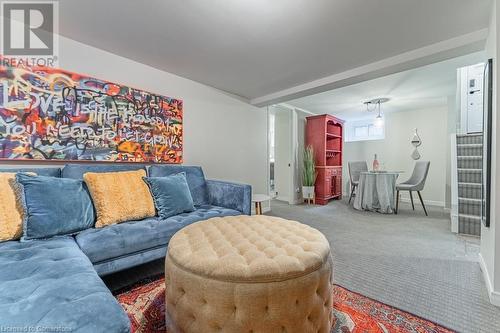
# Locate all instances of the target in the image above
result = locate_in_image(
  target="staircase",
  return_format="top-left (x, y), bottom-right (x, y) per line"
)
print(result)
top-left (456, 134), bottom-right (483, 236)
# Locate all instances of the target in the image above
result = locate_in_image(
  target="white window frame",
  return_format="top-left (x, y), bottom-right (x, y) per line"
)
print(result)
top-left (345, 118), bottom-right (385, 142)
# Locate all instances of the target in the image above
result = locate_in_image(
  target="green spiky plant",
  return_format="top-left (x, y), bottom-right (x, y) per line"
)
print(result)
top-left (303, 145), bottom-right (317, 186)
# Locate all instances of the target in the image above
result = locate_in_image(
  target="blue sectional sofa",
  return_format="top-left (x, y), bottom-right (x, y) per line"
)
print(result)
top-left (0, 164), bottom-right (251, 333)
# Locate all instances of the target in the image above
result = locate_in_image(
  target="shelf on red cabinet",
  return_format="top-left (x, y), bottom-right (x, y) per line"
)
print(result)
top-left (326, 149), bottom-right (341, 154)
top-left (326, 133), bottom-right (342, 139)
top-left (320, 194), bottom-right (341, 200)
top-left (315, 166), bottom-right (342, 168)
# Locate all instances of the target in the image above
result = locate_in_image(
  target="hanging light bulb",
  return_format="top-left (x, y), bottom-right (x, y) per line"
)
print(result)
top-left (363, 97), bottom-right (388, 128)
top-left (374, 114), bottom-right (384, 128)
top-left (374, 101), bottom-right (384, 128)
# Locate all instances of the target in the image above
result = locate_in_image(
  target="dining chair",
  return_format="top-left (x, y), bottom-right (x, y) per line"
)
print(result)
top-left (348, 161), bottom-right (368, 204)
top-left (395, 161), bottom-right (431, 216)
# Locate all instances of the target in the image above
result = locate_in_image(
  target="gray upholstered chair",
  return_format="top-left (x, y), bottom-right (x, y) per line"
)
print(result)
top-left (348, 161), bottom-right (368, 204)
top-left (396, 161), bottom-right (430, 216)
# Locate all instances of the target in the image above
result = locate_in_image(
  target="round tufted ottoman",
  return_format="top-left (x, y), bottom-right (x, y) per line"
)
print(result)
top-left (165, 215), bottom-right (334, 333)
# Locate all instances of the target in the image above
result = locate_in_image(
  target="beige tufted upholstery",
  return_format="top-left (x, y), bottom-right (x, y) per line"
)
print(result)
top-left (165, 215), bottom-right (334, 333)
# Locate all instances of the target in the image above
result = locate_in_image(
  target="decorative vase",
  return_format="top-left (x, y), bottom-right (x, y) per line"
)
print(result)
top-left (411, 128), bottom-right (422, 160)
top-left (373, 154), bottom-right (380, 171)
top-left (302, 186), bottom-right (315, 203)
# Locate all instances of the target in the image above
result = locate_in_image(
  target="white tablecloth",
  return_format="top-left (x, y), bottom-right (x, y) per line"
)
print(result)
top-left (353, 172), bottom-right (399, 214)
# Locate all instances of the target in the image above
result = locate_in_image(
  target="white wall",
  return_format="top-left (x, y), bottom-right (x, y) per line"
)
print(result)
top-left (0, 35), bottom-right (268, 195)
top-left (343, 106), bottom-right (449, 206)
top-left (480, 0), bottom-right (500, 307)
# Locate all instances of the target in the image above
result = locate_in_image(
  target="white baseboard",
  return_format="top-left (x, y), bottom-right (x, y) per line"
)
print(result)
top-left (252, 200), bottom-right (272, 215)
top-left (252, 206), bottom-right (271, 214)
top-left (276, 197), bottom-right (315, 205)
top-left (399, 196), bottom-right (445, 208)
top-left (342, 191), bottom-right (445, 208)
top-left (450, 213), bottom-right (458, 233)
top-left (479, 253), bottom-right (500, 306)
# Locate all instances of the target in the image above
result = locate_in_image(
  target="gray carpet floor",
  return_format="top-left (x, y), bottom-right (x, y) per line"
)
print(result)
top-left (266, 199), bottom-right (500, 333)
top-left (104, 199), bottom-right (500, 332)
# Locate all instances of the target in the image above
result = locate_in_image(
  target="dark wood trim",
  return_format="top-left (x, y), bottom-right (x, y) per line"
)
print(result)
top-left (348, 185), bottom-right (355, 204)
top-left (417, 191), bottom-right (428, 216)
top-left (395, 190), bottom-right (399, 214)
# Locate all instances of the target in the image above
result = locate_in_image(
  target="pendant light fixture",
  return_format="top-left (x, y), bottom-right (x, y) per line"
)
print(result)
top-left (363, 97), bottom-right (389, 128)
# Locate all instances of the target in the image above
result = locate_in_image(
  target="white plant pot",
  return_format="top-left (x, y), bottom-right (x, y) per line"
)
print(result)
top-left (302, 186), bottom-right (315, 200)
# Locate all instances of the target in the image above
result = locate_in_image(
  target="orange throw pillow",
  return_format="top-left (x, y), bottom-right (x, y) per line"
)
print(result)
top-left (0, 172), bottom-right (35, 241)
top-left (83, 169), bottom-right (155, 228)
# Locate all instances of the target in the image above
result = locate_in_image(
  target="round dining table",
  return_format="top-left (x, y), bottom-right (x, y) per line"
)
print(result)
top-left (353, 171), bottom-right (402, 214)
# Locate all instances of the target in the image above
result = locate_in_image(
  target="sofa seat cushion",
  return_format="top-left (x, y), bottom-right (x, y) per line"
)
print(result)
top-left (76, 205), bottom-right (241, 264)
top-left (0, 237), bottom-right (129, 333)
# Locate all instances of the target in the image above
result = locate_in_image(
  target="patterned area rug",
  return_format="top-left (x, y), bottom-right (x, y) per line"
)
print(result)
top-left (115, 277), bottom-right (454, 333)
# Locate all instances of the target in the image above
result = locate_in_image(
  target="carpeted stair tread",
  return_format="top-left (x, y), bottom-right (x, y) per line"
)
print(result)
top-left (457, 143), bottom-right (483, 148)
top-left (458, 198), bottom-right (481, 203)
top-left (458, 182), bottom-right (482, 187)
top-left (457, 156), bottom-right (482, 159)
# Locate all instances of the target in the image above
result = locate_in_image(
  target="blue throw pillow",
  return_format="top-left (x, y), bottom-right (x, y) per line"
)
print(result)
top-left (148, 165), bottom-right (208, 206)
top-left (16, 173), bottom-right (95, 240)
top-left (143, 172), bottom-right (195, 219)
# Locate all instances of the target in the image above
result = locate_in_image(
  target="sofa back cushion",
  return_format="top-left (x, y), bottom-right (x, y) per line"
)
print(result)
top-left (62, 164), bottom-right (146, 179)
top-left (84, 169), bottom-right (155, 228)
top-left (0, 172), bottom-right (35, 241)
top-left (16, 173), bottom-right (95, 240)
top-left (144, 173), bottom-right (195, 219)
top-left (0, 167), bottom-right (60, 177)
top-left (148, 165), bottom-right (208, 205)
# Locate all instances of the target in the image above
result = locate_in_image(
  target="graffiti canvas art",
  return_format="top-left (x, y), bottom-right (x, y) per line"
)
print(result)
top-left (0, 62), bottom-right (183, 163)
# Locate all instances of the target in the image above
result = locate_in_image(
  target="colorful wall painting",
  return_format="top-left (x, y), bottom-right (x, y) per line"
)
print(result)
top-left (0, 61), bottom-right (183, 163)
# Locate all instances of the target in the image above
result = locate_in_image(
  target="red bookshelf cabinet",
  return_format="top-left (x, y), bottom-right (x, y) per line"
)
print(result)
top-left (306, 114), bottom-right (344, 205)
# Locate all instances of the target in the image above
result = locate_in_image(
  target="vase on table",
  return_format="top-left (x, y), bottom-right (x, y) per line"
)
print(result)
top-left (373, 154), bottom-right (380, 171)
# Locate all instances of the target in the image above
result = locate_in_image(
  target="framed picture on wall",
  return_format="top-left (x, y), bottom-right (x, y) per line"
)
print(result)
top-left (482, 58), bottom-right (493, 227)
top-left (0, 60), bottom-right (183, 163)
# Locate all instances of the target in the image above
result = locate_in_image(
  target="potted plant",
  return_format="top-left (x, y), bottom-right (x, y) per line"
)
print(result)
top-left (302, 145), bottom-right (317, 203)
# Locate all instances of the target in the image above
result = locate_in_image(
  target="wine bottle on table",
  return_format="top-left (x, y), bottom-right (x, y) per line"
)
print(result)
top-left (373, 154), bottom-right (380, 171)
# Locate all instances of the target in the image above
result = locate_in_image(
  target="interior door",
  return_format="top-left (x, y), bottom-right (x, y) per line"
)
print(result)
top-left (466, 63), bottom-right (484, 133)
top-left (272, 106), bottom-right (292, 202)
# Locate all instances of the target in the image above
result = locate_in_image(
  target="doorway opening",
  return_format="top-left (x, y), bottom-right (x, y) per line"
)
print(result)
top-left (268, 105), bottom-right (293, 203)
